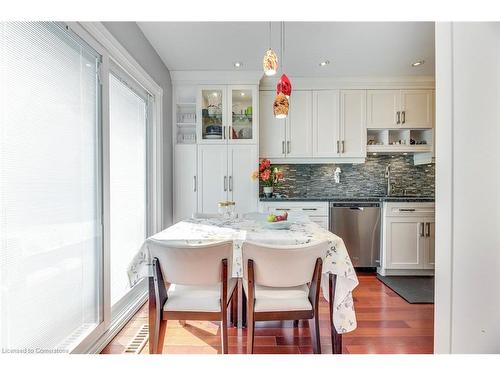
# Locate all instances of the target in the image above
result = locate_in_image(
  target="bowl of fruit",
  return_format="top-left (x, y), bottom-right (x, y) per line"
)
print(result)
top-left (263, 212), bottom-right (291, 230)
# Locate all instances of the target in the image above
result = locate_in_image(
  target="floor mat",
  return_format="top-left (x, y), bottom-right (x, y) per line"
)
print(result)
top-left (376, 275), bottom-right (434, 304)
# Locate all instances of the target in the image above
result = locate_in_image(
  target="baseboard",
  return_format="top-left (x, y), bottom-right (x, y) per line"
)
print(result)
top-left (377, 267), bottom-right (435, 276)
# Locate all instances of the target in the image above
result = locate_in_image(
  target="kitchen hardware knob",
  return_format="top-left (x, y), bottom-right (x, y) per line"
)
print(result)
top-left (426, 222), bottom-right (431, 237)
top-left (402, 111), bottom-right (406, 124)
top-left (420, 223), bottom-right (425, 237)
top-left (396, 111), bottom-right (401, 124)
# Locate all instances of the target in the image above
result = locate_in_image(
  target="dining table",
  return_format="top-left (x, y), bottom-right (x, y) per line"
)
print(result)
top-left (127, 213), bottom-right (359, 335)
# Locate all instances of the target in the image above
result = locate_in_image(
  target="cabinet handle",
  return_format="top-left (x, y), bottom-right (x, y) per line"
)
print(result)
top-left (193, 176), bottom-right (197, 192)
top-left (229, 176), bottom-right (233, 192)
top-left (420, 223), bottom-right (425, 237)
top-left (341, 140), bottom-right (345, 153)
top-left (287, 141), bottom-right (291, 154)
top-left (337, 140), bottom-right (340, 154)
top-left (396, 111), bottom-right (401, 124)
top-left (224, 176), bottom-right (227, 191)
top-left (402, 111), bottom-right (406, 124)
top-left (302, 208), bottom-right (317, 211)
top-left (276, 208), bottom-right (290, 211)
top-left (425, 222), bottom-right (431, 237)
top-left (282, 140), bottom-right (285, 155)
top-left (399, 208), bottom-right (416, 212)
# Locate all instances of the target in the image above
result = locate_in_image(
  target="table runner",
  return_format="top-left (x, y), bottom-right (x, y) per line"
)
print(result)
top-left (127, 216), bottom-right (359, 333)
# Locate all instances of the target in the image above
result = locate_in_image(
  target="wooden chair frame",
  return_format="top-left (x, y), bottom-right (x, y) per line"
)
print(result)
top-left (245, 257), bottom-right (323, 354)
top-left (148, 257), bottom-right (236, 354)
top-left (329, 272), bottom-right (342, 354)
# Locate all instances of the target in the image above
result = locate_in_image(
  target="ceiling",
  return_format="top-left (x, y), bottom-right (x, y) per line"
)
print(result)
top-left (137, 22), bottom-right (435, 77)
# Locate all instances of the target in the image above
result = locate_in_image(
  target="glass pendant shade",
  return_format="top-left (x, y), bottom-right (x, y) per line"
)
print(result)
top-left (276, 74), bottom-right (292, 98)
top-left (273, 92), bottom-right (289, 119)
top-left (263, 48), bottom-right (278, 76)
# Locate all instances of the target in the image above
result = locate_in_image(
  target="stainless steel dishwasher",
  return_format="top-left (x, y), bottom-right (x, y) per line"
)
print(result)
top-left (329, 202), bottom-right (381, 268)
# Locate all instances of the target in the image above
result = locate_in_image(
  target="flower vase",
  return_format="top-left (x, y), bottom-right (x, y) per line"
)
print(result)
top-left (263, 186), bottom-right (273, 197)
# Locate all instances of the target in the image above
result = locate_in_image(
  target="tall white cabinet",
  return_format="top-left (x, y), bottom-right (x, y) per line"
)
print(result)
top-left (173, 83), bottom-right (259, 222)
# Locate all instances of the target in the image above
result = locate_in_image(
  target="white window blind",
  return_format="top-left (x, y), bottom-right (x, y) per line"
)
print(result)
top-left (109, 71), bottom-right (148, 307)
top-left (0, 22), bottom-right (102, 351)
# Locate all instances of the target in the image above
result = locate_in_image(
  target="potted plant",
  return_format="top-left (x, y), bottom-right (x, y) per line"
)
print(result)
top-left (252, 159), bottom-right (284, 197)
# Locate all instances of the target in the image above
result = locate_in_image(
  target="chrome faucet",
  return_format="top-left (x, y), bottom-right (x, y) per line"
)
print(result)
top-left (385, 164), bottom-right (391, 196)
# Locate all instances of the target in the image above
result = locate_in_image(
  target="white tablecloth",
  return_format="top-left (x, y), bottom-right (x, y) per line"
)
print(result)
top-left (127, 216), bottom-right (359, 333)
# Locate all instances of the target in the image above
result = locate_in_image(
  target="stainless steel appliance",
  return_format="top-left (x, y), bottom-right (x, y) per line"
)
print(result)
top-left (329, 202), bottom-right (381, 268)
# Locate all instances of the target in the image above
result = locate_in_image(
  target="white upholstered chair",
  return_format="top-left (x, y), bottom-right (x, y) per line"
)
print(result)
top-left (242, 240), bottom-right (329, 354)
top-left (148, 240), bottom-right (237, 354)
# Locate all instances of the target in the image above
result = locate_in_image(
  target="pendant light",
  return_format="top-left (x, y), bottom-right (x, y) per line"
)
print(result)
top-left (262, 22), bottom-right (278, 76)
top-left (273, 22), bottom-right (290, 119)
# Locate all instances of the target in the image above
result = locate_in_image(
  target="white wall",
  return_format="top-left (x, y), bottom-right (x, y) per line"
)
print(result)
top-left (103, 22), bottom-right (173, 228)
top-left (435, 22), bottom-right (500, 353)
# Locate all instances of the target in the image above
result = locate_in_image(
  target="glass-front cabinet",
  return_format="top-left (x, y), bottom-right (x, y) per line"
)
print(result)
top-left (197, 85), bottom-right (257, 144)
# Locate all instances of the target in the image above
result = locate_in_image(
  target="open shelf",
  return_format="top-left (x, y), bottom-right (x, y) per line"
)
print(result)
top-left (367, 128), bottom-right (433, 154)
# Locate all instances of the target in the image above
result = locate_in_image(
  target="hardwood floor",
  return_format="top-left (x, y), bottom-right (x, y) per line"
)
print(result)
top-left (101, 274), bottom-right (434, 354)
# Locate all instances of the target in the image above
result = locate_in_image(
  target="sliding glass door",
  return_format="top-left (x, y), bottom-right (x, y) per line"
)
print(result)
top-left (109, 68), bottom-right (149, 312)
top-left (0, 22), bottom-right (103, 351)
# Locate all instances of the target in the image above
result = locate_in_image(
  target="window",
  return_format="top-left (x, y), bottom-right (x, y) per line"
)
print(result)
top-left (0, 22), bottom-right (102, 351)
top-left (109, 69), bottom-right (149, 308)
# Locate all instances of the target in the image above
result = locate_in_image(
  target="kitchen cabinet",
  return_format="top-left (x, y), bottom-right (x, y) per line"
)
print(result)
top-left (312, 90), bottom-right (340, 157)
top-left (380, 202), bottom-right (435, 275)
top-left (259, 91), bottom-right (286, 158)
top-left (287, 91), bottom-right (313, 157)
top-left (198, 85), bottom-right (258, 144)
top-left (367, 89), bottom-right (434, 129)
top-left (340, 90), bottom-right (366, 158)
top-left (197, 144), bottom-right (258, 214)
top-left (173, 144), bottom-right (197, 222)
top-left (259, 201), bottom-right (329, 230)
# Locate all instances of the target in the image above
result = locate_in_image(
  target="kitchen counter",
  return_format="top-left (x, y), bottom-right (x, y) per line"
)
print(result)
top-left (259, 196), bottom-right (435, 203)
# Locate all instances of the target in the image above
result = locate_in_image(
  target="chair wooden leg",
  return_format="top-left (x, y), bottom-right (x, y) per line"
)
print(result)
top-left (310, 314), bottom-right (321, 354)
top-left (241, 287), bottom-right (247, 328)
top-left (230, 284), bottom-right (238, 327)
top-left (156, 320), bottom-right (167, 354)
top-left (148, 297), bottom-right (159, 354)
top-left (332, 327), bottom-right (342, 355)
top-left (221, 311), bottom-right (228, 354)
top-left (293, 320), bottom-right (299, 327)
top-left (329, 273), bottom-right (342, 354)
top-left (247, 311), bottom-right (255, 354)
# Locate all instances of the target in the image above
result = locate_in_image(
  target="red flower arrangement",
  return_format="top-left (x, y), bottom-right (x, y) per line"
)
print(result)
top-left (252, 159), bottom-right (285, 187)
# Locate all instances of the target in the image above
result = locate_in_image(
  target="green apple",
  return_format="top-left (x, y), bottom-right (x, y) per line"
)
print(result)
top-left (267, 214), bottom-right (276, 222)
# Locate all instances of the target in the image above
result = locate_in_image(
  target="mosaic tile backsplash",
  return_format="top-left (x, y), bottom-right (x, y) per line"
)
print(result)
top-left (263, 155), bottom-right (435, 198)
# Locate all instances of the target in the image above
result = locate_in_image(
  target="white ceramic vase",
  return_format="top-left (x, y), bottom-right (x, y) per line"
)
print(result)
top-left (263, 186), bottom-right (273, 197)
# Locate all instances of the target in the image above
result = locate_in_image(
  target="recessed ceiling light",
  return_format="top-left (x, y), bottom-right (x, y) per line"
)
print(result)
top-left (411, 60), bottom-right (425, 67)
top-left (234, 61), bottom-right (242, 68)
top-left (319, 60), bottom-right (330, 67)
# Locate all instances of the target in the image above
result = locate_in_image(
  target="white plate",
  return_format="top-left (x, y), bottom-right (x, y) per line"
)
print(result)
top-left (205, 134), bottom-right (222, 139)
top-left (263, 220), bottom-right (291, 230)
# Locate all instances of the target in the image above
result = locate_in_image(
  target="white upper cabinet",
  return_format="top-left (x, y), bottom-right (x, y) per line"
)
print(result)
top-left (228, 85), bottom-right (258, 144)
top-left (340, 90), bottom-right (367, 158)
top-left (259, 91), bottom-right (286, 158)
top-left (198, 85), bottom-right (227, 143)
top-left (287, 91), bottom-right (313, 158)
top-left (312, 90), bottom-right (340, 157)
top-left (228, 145), bottom-right (258, 214)
top-left (367, 89), bottom-right (434, 129)
top-left (400, 90), bottom-right (434, 128)
top-left (366, 90), bottom-right (400, 128)
top-left (173, 145), bottom-right (198, 222)
top-left (197, 145), bottom-right (228, 213)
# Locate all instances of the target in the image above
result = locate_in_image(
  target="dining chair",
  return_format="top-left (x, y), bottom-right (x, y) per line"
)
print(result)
top-left (242, 240), bottom-right (329, 354)
top-left (148, 240), bottom-right (237, 354)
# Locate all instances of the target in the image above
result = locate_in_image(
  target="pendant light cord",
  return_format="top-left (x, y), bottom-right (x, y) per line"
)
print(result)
top-left (281, 21), bottom-right (285, 73)
top-left (269, 21), bottom-right (272, 49)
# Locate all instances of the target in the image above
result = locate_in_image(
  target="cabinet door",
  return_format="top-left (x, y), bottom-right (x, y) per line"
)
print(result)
top-left (197, 86), bottom-right (227, 144)
top-left (340, 90), bottom-right (366, 158)
top-left (173, 145), bottom-right (197, 222)
top-left (197, 145), bottom-right (228, 214)
top-left (228, 145), bottom-right (258, 214)
top-left (228, 85), bottom-right (257, 144)
top-left (287, 91), bottom-right (313, 157)
top-left (312, 90), bottom-right (340, 157)
top-left (400, 90), bottom-right (434, 128)
top-left (366, 90), bottom-right (400, 129)
top-left (385, 218), bottom-right (425, 269)
top-left (259, 91), bottom-right (286, 158)
top-left (423, 220), bottom-right (435, 269)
